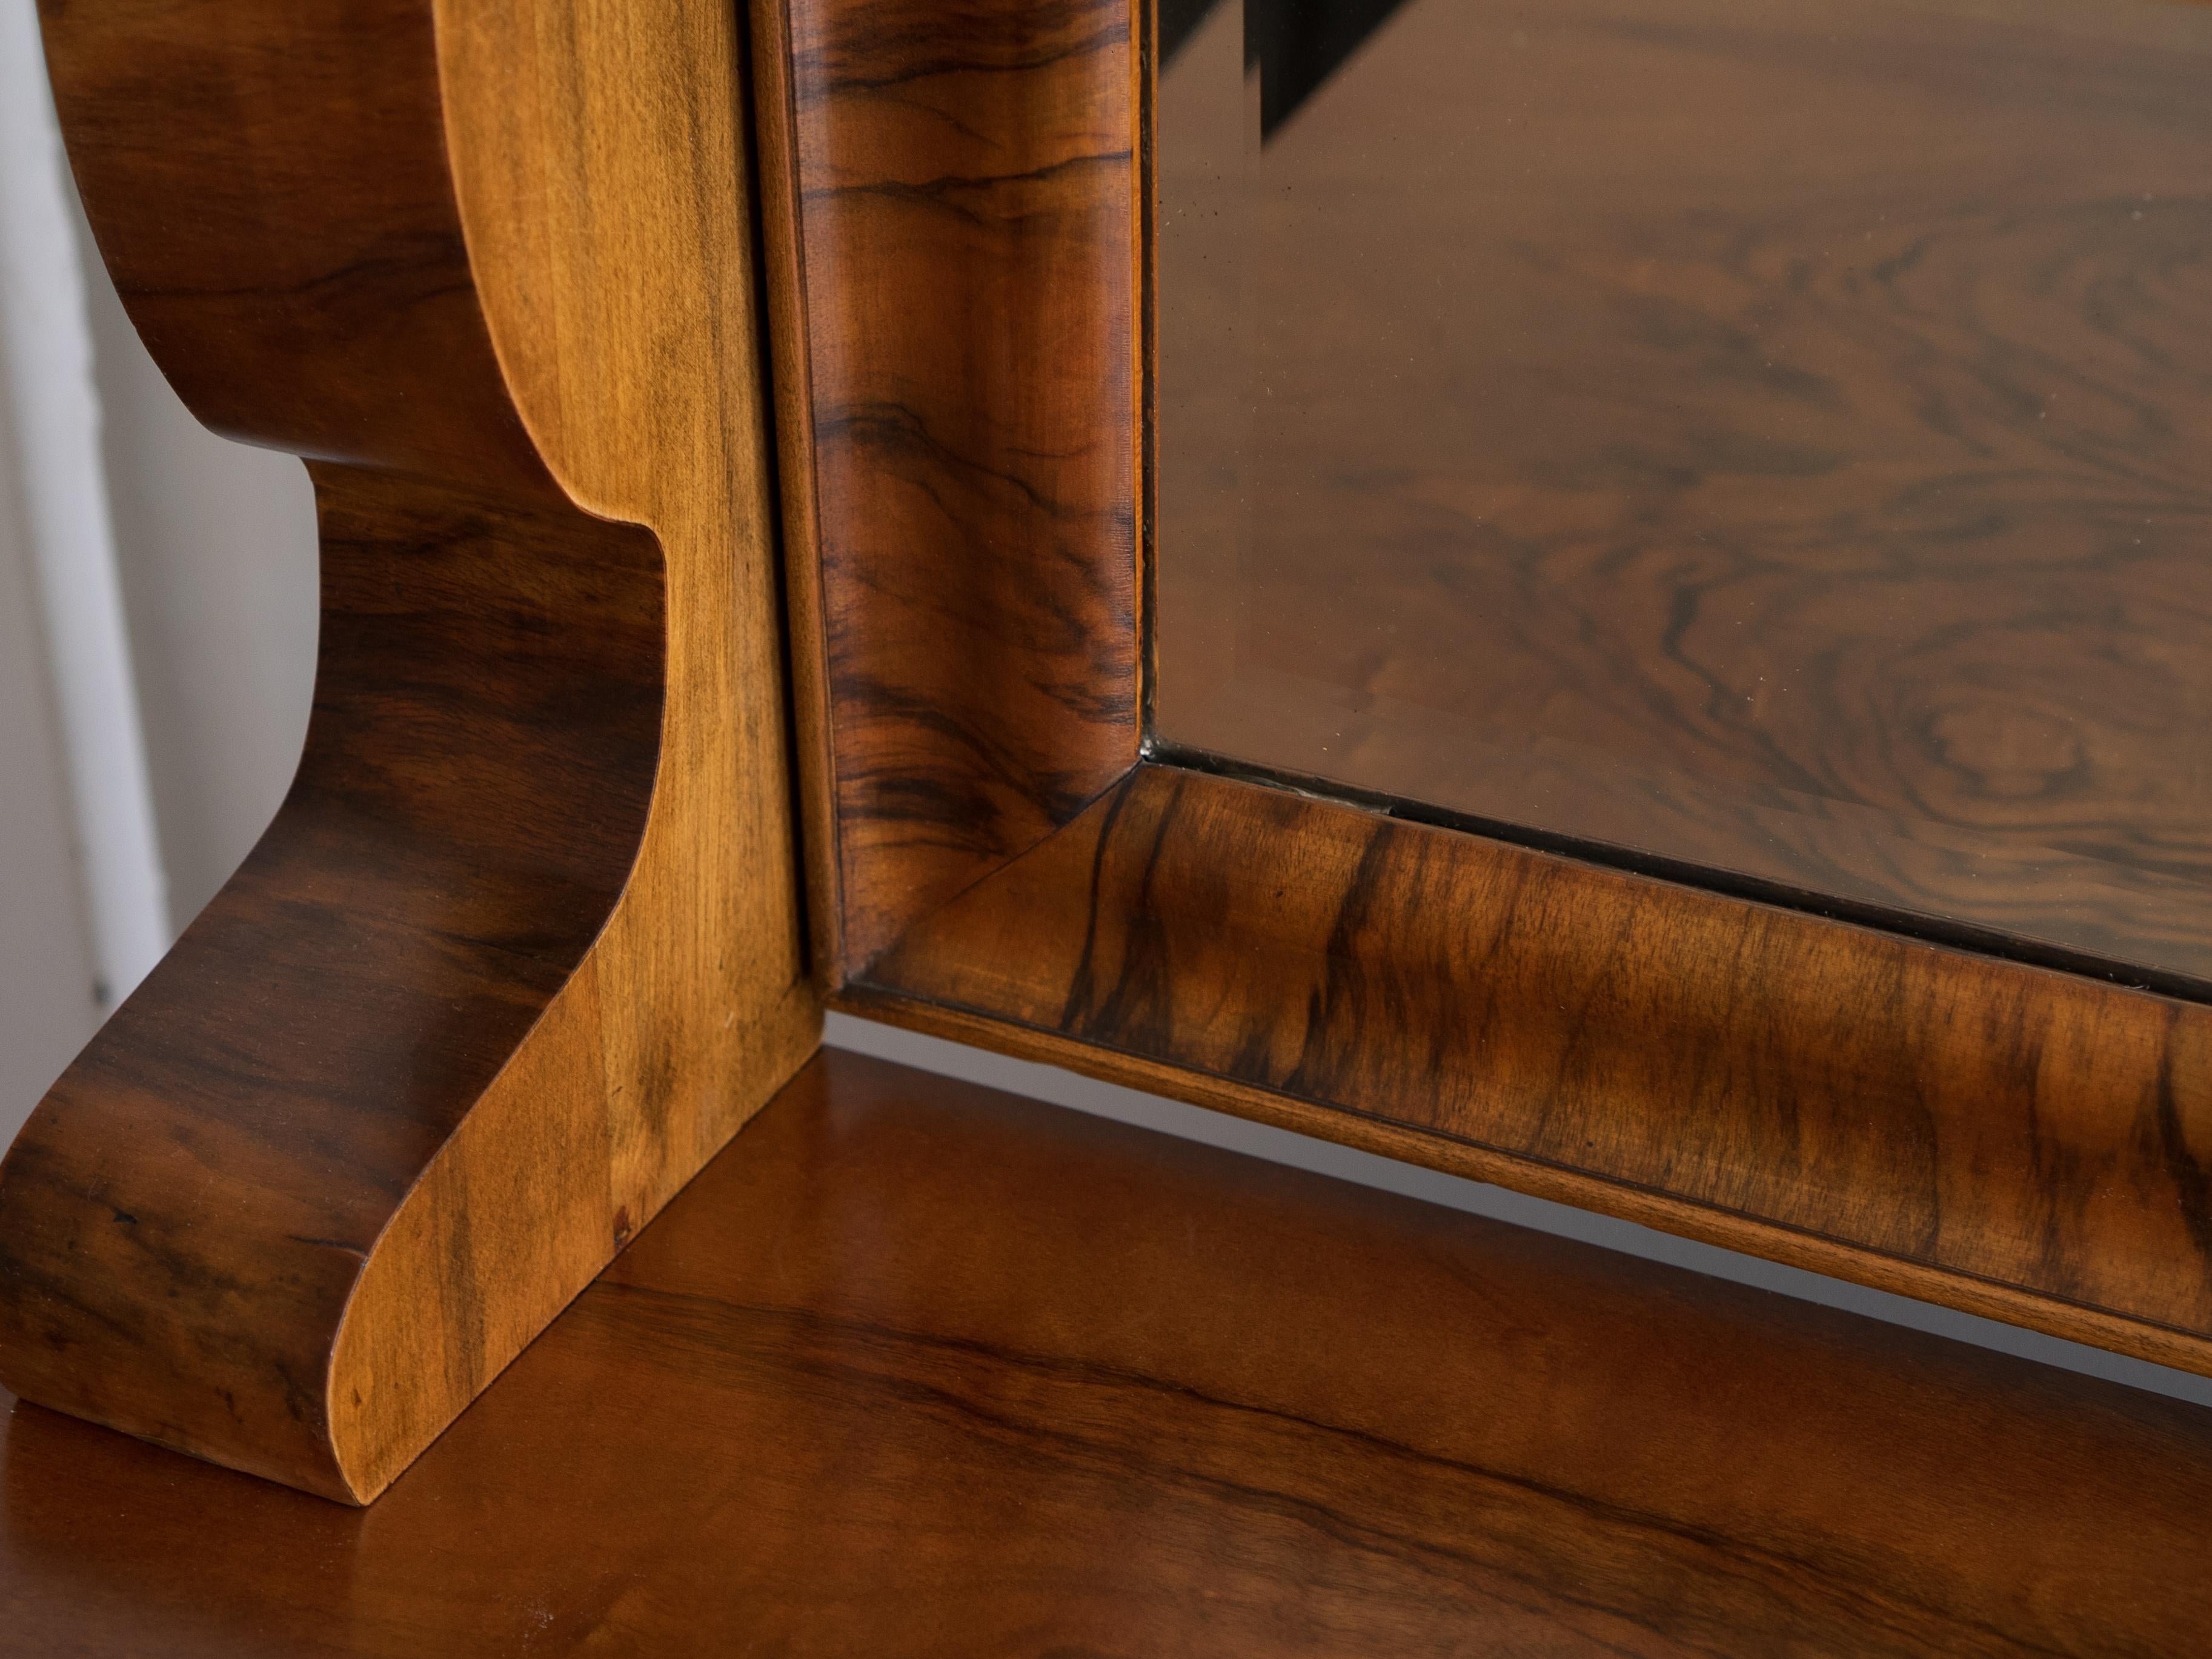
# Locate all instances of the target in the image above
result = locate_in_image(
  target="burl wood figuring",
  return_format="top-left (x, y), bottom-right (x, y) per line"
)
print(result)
top-left (0, 0), bottom-right (816, 1503)
top-left (9, 1051), bottom-right (2212, 1655)
top-left (762, 0), bottom-right (2212, 1387)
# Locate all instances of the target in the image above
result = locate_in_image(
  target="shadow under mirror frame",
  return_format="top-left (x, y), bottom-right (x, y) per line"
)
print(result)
top-left (756, 0), bottom-right (2212, 1380)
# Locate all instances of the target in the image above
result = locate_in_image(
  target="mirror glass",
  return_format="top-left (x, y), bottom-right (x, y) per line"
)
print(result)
top-left (1154, 0), bottom-right (2212, 987)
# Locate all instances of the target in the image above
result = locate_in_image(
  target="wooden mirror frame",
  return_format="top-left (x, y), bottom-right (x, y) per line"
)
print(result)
top-left (4, 0), bottom-right (2212, 1509)
top-left (758, 0), bottom-right (2212, 1382)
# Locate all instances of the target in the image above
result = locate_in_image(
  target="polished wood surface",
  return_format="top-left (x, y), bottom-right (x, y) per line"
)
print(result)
top-left (760, 0), bottom-right (1144, 972)
top-left (858, 759), bottom-right (2212, 1380)
top-left (0, 0), bottom-right (816, 1502)
top-left (749, 0), bottom-right (2212, 1392)
top-left (1156, 0), bottom-right (2212, 989)
top-left (7, 1047), bottom-right (2212, 1655)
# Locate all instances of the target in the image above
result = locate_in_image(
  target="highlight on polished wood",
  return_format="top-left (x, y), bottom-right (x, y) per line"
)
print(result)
top-left (0, 0), bottom-right (815, 1504)
top-left (8, 1050), bottom-right (2212, 1655)
top-left (763, 0), bottom-right (2212, 1392)
top-left (752, 0), bottom-right (1144, 974)
top-left (857, 763), bottom-right (2212, 1376)
top-left (15, 0), bottom-right (2212, 1545)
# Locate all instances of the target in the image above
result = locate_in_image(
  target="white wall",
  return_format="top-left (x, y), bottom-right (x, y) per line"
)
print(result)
top-left (3, 0), bottom-right (2209, 1417)
top-left (0, 361), bottom-right (100, 1120)
top-left (0, 0), bottom-right (317, 1147)
top-left (73, 234), bottom-right (319, 933)
top-left (0, 0), bottom-right (168, 1133)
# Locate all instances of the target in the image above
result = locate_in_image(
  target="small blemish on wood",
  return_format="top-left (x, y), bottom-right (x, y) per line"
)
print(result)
top-left (286, 1234), bottom-right (368, 1262)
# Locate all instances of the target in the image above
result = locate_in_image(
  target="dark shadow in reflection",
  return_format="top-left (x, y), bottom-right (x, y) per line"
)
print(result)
top-left (1160, 0), bottom-right (1415, 138)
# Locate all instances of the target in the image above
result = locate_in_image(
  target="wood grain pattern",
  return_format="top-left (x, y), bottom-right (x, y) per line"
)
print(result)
top-left (0, 0), bottom-right (816, 1502)
top-left (1156, 0), bottom-right (2212, 989)
top-left (749, 0), bottom-right (845, 991)
top-left (8, 1049), bottom-right (2212, 1655)
top-left (762, 0), bottom-right (1144, 972)
top-left (760, 0), bottom-right (2212, 1391)
top-left (859, 759), bottom-right (2212, 1379)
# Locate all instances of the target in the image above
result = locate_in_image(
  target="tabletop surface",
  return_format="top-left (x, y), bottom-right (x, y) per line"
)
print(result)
top-left (5, 1045), bottom-right (2212, 1656)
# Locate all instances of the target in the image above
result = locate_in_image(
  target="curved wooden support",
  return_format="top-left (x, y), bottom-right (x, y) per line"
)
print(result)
top-left (0, 0), bottom-right (817, 1502)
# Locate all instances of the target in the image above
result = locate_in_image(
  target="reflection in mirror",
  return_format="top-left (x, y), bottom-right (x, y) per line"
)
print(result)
top-left (1154, 0), bottom-right (2212, 988)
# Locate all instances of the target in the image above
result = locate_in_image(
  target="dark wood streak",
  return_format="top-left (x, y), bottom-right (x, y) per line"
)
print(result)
top-left (0, 0), bottom-right (825, 1504)
top-left (769, 0), bottom-right (1143, 971)
top-left (2154, 1023), bottom-right (2212, 1275)
top-left (8, 1050), bottom-right (2212, 1655)
top-left (759, 0), bottom-right (2212, 1406)
top-left (0, 469), bottom-right (660, 1489)
top-left (859, 760), bottom-right (2212, 1376)
top-left (0, 0), bottom-right (660, 1500)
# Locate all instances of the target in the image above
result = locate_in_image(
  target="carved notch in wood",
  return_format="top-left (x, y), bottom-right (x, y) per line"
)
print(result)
top-left (0, 0), bottom-right (818, 1503)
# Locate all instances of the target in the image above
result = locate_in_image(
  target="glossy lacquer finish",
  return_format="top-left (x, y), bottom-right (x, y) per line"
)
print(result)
top-left (860, 762), bottom-right (2212, 1378)
top-left (772, 0), bottom-right (2212, 1391)
top-left (5, 1051), bottom-right (2211, 1656)
top-left (755, 0), bottom-right (1144, 973)
top-left (0, 0), bottom-right (817, 1501)
top-left (1157, 0), bottom-right (2212, 991)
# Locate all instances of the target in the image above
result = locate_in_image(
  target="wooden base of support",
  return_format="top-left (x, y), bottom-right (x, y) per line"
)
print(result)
top-left (0, 0), bottom-right (815, 1502)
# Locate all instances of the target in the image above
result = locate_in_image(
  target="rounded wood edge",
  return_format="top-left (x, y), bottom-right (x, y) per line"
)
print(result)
top-left (0, 0), bottom-right (616, 1501)
top-left (746, 0), bottom-right (848, 992)
top-left (0, 0), bottom-right (819, 1503)
top-left (327, 0), bottom-right (825, 1503)
top-left (834, 985), bottom-right (2212, 1385)
top-left (772, 0), bottom-right (1146, 974)
top-left (428, 0), bottom-right (819, 1079)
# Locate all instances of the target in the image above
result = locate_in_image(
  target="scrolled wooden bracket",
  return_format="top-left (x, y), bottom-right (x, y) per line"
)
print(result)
top-left (0, 0), bottom-right (818, 1503)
